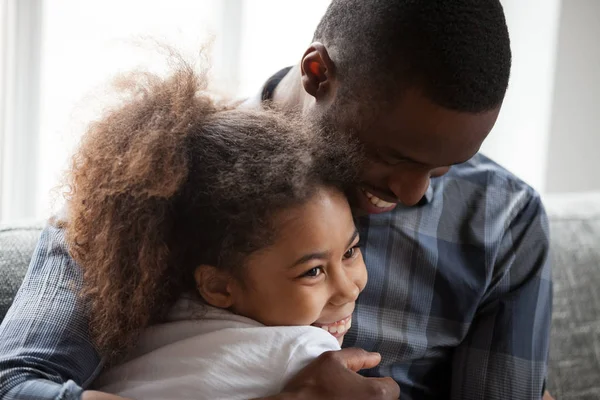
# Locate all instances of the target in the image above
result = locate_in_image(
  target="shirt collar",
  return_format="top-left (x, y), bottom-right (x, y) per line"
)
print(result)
top-left (420, 183), bottom-right (434, 205)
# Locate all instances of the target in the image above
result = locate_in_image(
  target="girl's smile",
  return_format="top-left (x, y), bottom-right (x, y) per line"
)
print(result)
top-left (312, 315), bottom-right (353, 341)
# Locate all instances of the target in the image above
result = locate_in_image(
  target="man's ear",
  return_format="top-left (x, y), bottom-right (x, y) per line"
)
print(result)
top-left (194, 265), bottom-right (235, 309)
top-left (301, 42), bottom-right (337, 100)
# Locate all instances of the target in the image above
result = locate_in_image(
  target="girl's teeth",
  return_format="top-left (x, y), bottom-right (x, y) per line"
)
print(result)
top-left (315, 317), bottom-right (352, 336)
top-left (329, 324), bottom-right (347, 334)
top-left (365, 191), bottom-right (395, 208)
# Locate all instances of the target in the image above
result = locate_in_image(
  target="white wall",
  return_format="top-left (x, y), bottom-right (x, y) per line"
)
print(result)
top-left (36, 0), bottom-right (224, 220)
top-left (29, 0), bottom-right (332, 221)
top-left (33, 0), bottom-right (334, 221)
top-left (545, 0), bottom-right (600, 193)
top-left (480, 0), bottom-right (562, 192)
top-left (8, 0), bottom-right (598, 222)
top-left (237, 0), bottom-right (331, 98)
top-left (0, 0), bottom-right (43, 223)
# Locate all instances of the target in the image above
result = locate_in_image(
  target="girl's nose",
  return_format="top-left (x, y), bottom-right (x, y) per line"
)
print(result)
top-left (328, 267), bottom-right (360, 306)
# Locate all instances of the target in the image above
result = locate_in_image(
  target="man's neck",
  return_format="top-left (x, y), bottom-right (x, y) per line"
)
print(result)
top-left (271, 65), bottom-right (308, 112)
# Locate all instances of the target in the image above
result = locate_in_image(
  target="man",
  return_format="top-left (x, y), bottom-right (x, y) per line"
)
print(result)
top-left (0, 1), bottom-right (552, 399)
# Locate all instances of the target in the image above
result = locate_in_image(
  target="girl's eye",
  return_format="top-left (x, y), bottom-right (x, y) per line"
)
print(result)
top-left (302, 267), bottom-right (324, 278)
top-left (344, 245), bottom-right (361, 260)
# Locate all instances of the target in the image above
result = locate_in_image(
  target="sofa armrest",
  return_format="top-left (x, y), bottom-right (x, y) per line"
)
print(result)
top-left (544, 192), bottom-right (600, 398)
top-left (0, 223), bottom-right (44, 322)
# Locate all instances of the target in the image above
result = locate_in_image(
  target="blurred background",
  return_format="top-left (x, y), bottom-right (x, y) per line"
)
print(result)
top-left (0, 0), bottom-right (598, 223)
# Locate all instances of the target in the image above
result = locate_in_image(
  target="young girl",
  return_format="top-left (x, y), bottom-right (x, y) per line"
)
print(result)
top-left (63, 60), bottom-right (369, 399)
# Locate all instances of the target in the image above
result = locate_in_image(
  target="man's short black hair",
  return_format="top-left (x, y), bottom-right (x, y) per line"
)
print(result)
top-left (313, 0), bottom-right (511, 113)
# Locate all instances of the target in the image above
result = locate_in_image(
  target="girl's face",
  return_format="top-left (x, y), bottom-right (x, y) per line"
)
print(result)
top-left (197, 186), bottom-right (367, 345)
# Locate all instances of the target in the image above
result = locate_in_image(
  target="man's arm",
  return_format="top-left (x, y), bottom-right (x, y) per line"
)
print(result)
top-left (0, 225), bottom-right (102, 400)
top-left (450, 193), bottom-right (552, 400)
top-left (81, 391), bottom-right (131, 400)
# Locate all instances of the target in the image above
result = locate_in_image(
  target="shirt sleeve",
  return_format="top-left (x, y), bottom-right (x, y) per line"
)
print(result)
top-left (280, 326), bottom-right (342, 387)
top-left (0, 224), bottom-right (103, 400)
top-left (450, 192), bottom-right (553, 400)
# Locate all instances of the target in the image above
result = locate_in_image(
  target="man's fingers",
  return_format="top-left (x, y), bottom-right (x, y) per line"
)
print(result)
top-left (288, 349), bottom-right (399, 399)
top-left (357, 352), bottom-right (382, 371)
top-left (334, 348), bottom-right (382, 372)
top-left (543, 392), bottom-right (555, 400)
top-left (369, 377), bottom-right (401, 399)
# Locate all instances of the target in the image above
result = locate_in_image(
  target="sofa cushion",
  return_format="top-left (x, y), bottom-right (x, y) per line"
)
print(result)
top-left (544, 192), bottom-right (600, 400)
top-left (0, 223), bottom-right (43, 321)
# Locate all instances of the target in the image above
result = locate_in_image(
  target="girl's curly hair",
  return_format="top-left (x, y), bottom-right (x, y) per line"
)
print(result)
top-left (63, 56), bottom-right (361, 362)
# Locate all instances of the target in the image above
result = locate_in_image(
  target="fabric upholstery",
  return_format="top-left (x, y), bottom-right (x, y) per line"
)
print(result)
top-left (0, 224), bottom-right (43, 319)
top-left (544, 192), bottom-right (600, 399)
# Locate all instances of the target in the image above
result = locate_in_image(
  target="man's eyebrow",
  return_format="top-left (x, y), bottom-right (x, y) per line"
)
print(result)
top-left (379, 147), bottom-right (426, 165)
top-left (382, 147), bottom-right (472, 167)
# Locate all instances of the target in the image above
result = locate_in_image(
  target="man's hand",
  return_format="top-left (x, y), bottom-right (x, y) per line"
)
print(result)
top-left (273, 348), bottom-right (400, 400)
top-left (82, 391), bottom-right (133, 400)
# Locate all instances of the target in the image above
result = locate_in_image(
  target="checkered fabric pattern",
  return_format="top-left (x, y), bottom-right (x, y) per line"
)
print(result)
top-left (0, 226), bottom-right (101, 400)
top-left (343, 153), bottom-right (552, 400)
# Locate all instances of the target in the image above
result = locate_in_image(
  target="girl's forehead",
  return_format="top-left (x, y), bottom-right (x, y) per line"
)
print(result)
top-left (264, 188), bottom-right (355, 254)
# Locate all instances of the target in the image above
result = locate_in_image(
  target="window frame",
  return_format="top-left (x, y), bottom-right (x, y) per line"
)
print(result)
top-left (0, 0), bottom-right (43, 223)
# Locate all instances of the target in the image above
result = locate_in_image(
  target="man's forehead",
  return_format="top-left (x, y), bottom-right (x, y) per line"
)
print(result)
top-left (359, 98), bottom-right (501, 166)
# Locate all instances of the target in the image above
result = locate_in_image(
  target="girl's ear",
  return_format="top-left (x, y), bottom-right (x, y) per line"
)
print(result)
top-left (194, 265), bottom-right (235, 309)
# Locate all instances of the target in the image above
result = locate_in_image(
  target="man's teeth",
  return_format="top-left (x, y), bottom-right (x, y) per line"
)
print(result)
top-left (319, 319), bottom-right (352, 335)
top-left (364, 191), bottom-right (396, 208)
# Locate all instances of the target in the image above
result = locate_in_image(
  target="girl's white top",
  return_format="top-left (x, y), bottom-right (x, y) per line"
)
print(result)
top-left (94, 297), bottom-right (341, 400)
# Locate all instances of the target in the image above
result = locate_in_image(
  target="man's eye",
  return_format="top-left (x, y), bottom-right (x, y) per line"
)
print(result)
top-left (378, 154), bottom-right (402, 166)
top-left (343, 246), bottom-right (361, 259)
top-left (370, 150), bottom-right (401, 166)
top-left (302, 267), bottom-right (324, 278)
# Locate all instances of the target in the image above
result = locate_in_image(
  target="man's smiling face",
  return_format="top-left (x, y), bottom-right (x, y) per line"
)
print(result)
top-left (326, 89), bottom-right (502, 214)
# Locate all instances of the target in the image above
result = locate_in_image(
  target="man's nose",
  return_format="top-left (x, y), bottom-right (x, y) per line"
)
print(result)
top-left (388, 172), bottom-right (431, 206)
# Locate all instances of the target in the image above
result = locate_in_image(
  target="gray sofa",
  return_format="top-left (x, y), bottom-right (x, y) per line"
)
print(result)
top-left (1, 192), bottom-right (599, 399)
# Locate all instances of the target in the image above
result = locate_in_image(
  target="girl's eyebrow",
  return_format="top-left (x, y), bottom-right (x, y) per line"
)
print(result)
top-left (346, 229), bottom-right (360, 248)
top-left (290, 251), bottom-right (329, 268)
top-left (289, 230), bottom-right (360, 268)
